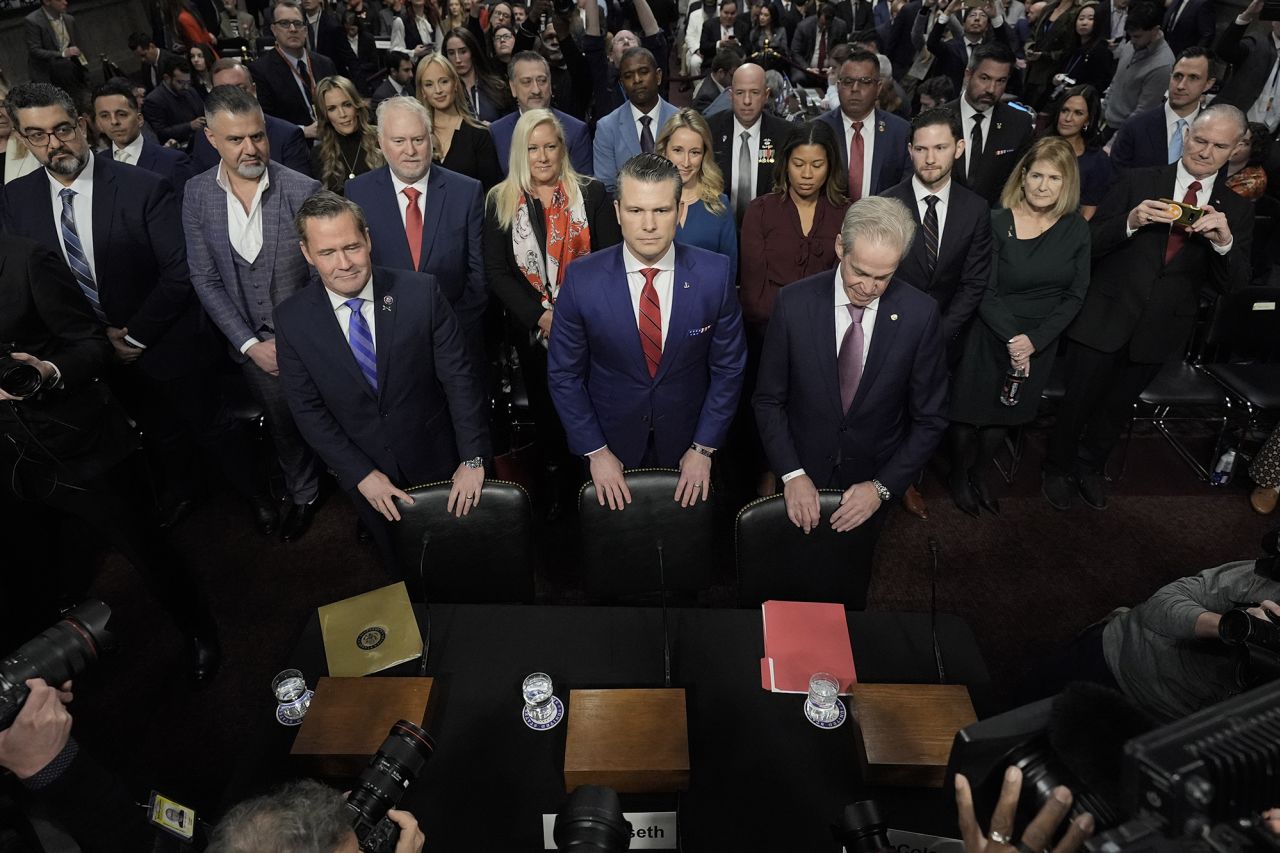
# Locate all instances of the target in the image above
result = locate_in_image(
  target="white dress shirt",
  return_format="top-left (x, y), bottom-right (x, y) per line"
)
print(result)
top-left (1124, 161), bottom-right (1233, 255)
top-left (629, 101), bottom-right (663, 146)
top-left (731, 117), bottom-right (762, 203)
top-left (1163, 101), bottom-right (1199, 157)
top-left (622, 241), bottom-right (675, 345)
top-left (47, 155), bottom-right (97, 285)
top-left (389, 14), bottom-right (434, 52)
top-left (912, 175), bottom-right (951, 253)
top-left (215, 162), bottom-right (272, 351)
top-left (112, 133), bottom-right (145, 165)
top-left (390, 170), bottom-right (430, 232)
top-left (326, 275), bottom-right (379, 350)
top-left (842, 109), bottom-right (876, 193)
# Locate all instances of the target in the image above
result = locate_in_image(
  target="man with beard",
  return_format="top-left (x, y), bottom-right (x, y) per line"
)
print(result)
top-left (184, 84), bottom-right (324, 541)
top-left (943, 42), bottom-right (1034, 206)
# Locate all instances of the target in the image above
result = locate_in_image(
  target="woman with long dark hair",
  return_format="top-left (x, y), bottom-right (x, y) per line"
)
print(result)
top-left (390, 0), bottom-right (443, 61)
top-left (415, 53), bottom-right (502, 189)
top-left (311, 75), bottom-right (383, 193)
top-left (1023, 0), bottom-right (1079, 109)
top-left (1044, 83), bottom-right (1110, 219)
top-left (1051, 2), bottom-right (1114, 96)
top-left (443, 26), bottom-right (512, 121)
top-left (188, 43), bottom-right (216, 98)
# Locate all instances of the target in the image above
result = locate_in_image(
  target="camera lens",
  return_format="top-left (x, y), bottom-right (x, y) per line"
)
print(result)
top-left (0, 601), bottom-right (114, 731)
top-left (0, 357), bottom-right (43, 397)
top-left (347, 720), bottom-right (435, 830)
top-left (833, 800), bottom-right (894, 853)
top-left (553, 785), bottom-right (632, 852)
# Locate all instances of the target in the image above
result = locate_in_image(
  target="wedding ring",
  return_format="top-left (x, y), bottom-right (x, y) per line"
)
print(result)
top-left (989, 830), bottom-right (1013, 846)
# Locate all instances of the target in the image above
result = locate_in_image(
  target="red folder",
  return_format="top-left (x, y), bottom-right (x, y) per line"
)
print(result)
top-left (760, 600), bottom-right (857, 694)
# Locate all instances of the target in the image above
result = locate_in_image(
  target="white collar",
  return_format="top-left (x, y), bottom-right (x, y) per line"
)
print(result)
top-left (325, 274), bottom-right (376, 310)
top-left (832, 268), bottom-right (881, 312)
top-left (1177, 159), bottom-right (1216, 196)
top-left (629, 100), bottom-right (662, 127)
top-left (733, 116), bottom-right (762, 139)
top-left (622, 240), bottom-right (676, 274)
top-left (46, 150), bottom-right (94, 197)
top-left (912, 174), bottom-right (952, 205)
top-left (842, 108), bottom-right (875, 129)
top-left (390, 168), bottom-right (430, 197)
top-left (1164, 100), bottom-right (1198, 126)
top-left (215, 160), bottom-right (271, 199)
top-left (960, 96), bottom-right (987, 122)
top-left (113, 133), bottom-right (146, 162)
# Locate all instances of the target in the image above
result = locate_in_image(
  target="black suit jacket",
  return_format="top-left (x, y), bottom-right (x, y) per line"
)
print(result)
top-left (927, 21), bottom-right (1016, 95)
top-left (190, 113), bottom-right (313, 177)
top-left (1162, 0), bottom-right (1213, 57)
top-left (1069, 165), bottom-right (1254, 363)
top-left (141, 82), bottom-right (206, 146)
top-left (274, 266), bottom-right (491, 491)
top-left (753, 272), bottom-right (949, 494)
top-left (789, 15), bottom-right (850, 68)
top-left (701, 16), bottom-right (750, 59)
top-left (370, 78), bottom-right (408, 113)
top-left (2, 157), bottom-right (217, 382)
top-left (307, 10), bottom-right (361, 79)
top-left (708, 112), bottom-right (795, 205)
top-left (133, 138), bottom-right (195, 196)
top-left (0, 235), bottom-right (134, 481)
top-left (249, 49), bottom-right (338, 128)
top-left (878, 177), bottom-right (992, 345)
top-left (945, 99), bottom-right (1035, 206)
top-left (1109, 105), bottom-right (1169, 171)
top-left (1214, 21), bottom-right (1278, 114)
top-left (692, 76), bottom-right (723, 113)
top-left (831, 0), bottom-right (872, 32)
top-left (129, 49), bottom-right (181, 93)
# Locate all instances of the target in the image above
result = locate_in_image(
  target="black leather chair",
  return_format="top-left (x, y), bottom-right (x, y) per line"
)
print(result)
top-left (735, 492), bottom-right (874, 610)
top-left (577, 468), bottom-right (715, 600)
top-left (1112, 359), bottom-right (1230, 482)
top-left (1202, 288), bottom-right (1280, 434)
top-left (390, 480), bottom-right (535, 603)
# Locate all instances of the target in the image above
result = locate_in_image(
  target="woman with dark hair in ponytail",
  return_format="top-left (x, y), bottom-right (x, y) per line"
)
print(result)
top-left (442, 25), bottom-right (512, 121)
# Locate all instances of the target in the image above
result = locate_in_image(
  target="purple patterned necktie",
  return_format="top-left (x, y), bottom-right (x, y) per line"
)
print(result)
top-left (838, 303), bottom-right (865, 412)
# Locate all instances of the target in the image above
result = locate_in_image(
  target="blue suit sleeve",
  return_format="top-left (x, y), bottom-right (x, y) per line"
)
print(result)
top-left (692, 255), bottom-right (746, 449)
top-left (547, 264), bottom-right (610, 456)
top-left (458, 180), bottom-right (489, 339)
top-left (593, 116), bottom-right (619, 195)
top-left (571, 123), bottom-right (595, 179)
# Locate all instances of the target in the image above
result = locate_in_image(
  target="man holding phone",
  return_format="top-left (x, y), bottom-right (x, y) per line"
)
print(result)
top-left (1042, 104), bottom-right (1252, 511)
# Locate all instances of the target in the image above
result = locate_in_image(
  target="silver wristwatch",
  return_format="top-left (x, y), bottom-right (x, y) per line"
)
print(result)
top-left (871, 479), bottom-right (891, 502)
top-left (463, 456), bottom-right (485, 469)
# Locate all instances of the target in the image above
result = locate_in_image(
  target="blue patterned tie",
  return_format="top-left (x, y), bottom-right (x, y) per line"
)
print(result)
top-left (344, 298), bottom-right (378, 391)
top-left (1167, 117), bottom-right (1186, 164)
top-left (58, 188), bottom-right (107, 324)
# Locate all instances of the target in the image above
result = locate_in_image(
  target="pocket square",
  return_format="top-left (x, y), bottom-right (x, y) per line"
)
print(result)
top-left (687, 325), bottom-right (712, 337)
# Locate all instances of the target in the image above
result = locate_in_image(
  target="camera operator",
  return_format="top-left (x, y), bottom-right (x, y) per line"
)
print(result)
top-left (208, 779), bottom-right (425, 853)
top-left (1030, 556), bottom-right (1280, 722)
top-left (955, 767), bottom-right (1094, 853)
top-left (0, 678), bottom-right (152, 850)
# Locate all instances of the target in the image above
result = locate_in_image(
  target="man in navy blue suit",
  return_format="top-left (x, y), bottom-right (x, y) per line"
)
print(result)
top-left (489, 52), bottom-right (593, 178)
top-left (92, 79), bottom-right (193, 195)
top-left (141, 54), bottom-right (206, 149)
top-left (753, 197), bottom-right (948, 547)
top-left (345, 97), bottom-right (488, 357)
top-left (816, 47), bottom-right (910, 201)
top-left (189, 60), bottom-right (313, 177)
top-left (548, 154), bottom-right (747, 510)
top-left (276, 192), bottom-right (491, 571)
top-left (1109, 47), bottom-right (1215, 171)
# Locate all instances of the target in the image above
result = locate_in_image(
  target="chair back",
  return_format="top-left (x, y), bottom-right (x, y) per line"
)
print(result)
top-left (391, 480), bottom-right (535, 603)
top-left (1204, 287), bottom-right (1280, 356)
top-left (577, 468), bottom-right (715, 599)
top-left (735, 492), bottom-right (874, 609)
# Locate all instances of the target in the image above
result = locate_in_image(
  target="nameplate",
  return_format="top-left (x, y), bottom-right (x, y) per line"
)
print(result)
top-left (541, 811), bottom-right (677, 849)
top-left (1252, 302), bottom-right (1277, 311)
top-left (884, 829), bottom-right (965, 853)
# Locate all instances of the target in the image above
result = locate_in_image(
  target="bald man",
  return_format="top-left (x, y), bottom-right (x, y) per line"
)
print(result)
top-left (707, 63), bottom-right (796, 223)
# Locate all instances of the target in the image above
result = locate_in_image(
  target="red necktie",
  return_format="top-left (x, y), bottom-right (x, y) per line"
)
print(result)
top-left (1163, 180), bottom-right (1201, 265)
top-left (403, 187), bottom-right (423, 270)
top-left (638, 267), bottom-right (663, 378)
top-left (848, 121), bottom-right (865, 202)
top-left (817, 29), bottom-right (827, 69)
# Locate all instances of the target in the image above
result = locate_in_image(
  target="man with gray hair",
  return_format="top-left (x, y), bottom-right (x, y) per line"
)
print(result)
top-left (190, 58), bottom-right (313, 176)
top-left (753, 197), bottom-right (948, 603)
top-left (207, 779), bottom-right (424, 853)
top-left (1043, 103), bottom-right (1253, 512)
top-left (184, 84), bottom-right (324, 542)
top-left (345, 96), bottom-right (488, 359)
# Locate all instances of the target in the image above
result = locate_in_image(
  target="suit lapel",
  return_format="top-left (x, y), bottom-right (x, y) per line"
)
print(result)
top-left (847, 282), bottom-right (902, 415)
top-left (811, 275), bottom-right (843, 420)
top-left (654, 247), bottom-right (693, 383)
top-left (260, 168), bottom-right (283, 300)
top-left (419, 168), bottom-right (445, 272)
top-left (376, 167), bottom-right (415, 270)
top-left (92, 161), bottom-right (116, 290)
top-left (372, 274), bottom-right (395, 395)
top-left (317, 279), bottom-right (378, 399)
top-left (869, 110), bottom-right (886, 193)
top-left (604, 248), bottom-right (650, 379)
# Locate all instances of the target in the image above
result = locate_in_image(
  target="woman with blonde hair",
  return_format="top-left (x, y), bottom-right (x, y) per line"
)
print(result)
top-left (484, 109), bottom-right (620, 512)
top-left (311, 76), bottom-right (384, 194)
top-left (415, 52), bottom-right (502, 189)
top-left (947, 135), bottom-right (1090, 516)
top-left (655, 108), bottom-right (737, 282)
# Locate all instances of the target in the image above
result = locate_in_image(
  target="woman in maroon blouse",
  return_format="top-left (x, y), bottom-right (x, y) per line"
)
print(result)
top-left (739, 120), bottom-right (850, 337)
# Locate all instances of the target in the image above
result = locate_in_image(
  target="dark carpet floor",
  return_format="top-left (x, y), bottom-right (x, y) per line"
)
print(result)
top-left (27, 423), bottom-right (1279, 829)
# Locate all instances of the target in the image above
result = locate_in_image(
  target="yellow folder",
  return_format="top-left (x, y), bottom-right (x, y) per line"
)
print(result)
top-left (318, 581), bottom-right (424, 677)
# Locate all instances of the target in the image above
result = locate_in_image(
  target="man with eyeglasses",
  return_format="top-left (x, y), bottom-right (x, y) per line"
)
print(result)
top-left (816, 47), bottom-right (910, 203)
top-left (142, 54), bottom-right (207, 149)
top-left (249, 0), bottom-right (338, 138)
top-left (0, 82), bottom-right (226, 682)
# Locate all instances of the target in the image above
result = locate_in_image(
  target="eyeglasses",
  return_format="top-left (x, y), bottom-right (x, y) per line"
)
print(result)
top-left (20, 123), bottom-right (79, 147)
top-left (274, 18), bottom-right (307, 28)
top-left (494, 32), bottom-right (515, 41)
top-left (838, 76), bottom-right (879, 89)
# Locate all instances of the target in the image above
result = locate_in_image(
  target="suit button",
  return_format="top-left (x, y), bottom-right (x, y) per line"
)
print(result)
top-left (381, 411), bottom-right (388, 418)
top-left (642, 415), bottom-right (649, 423)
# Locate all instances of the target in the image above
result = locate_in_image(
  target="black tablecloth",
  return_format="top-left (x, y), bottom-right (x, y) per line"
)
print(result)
top-left (249, 605), bottom-right (990, 851)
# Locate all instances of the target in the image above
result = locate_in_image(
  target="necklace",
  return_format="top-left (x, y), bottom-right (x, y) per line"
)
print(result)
top-left (337, 133), bottom-right (361, 180)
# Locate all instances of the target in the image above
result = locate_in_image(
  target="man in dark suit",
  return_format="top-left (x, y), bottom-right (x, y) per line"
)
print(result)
top-left (708, 63), bottom-right (794, 222)
top-left (249, 0), bottom-right (338, 136)
top-left (752, 196), bottom-right (948, 593)
top-left (700, 0), bottom-right (750, 61)
top-left (128, 32), bottom-right (178, 94)
top-left (190, 60), bottom-right (314, 177)
top-left (276, 192), bottom-right (491, 571)
top-left (185, 85), bottom-right (324, 541)
top-left (817, 48), bottom-right (911, 201)
top-left (4, 81), bottom-right (273, 535)
top-left (1162, 0), bottom-right (1212, 57)
top-left (0, 232), bottom-right (221, 680)
top-left (789, 5), bottom-right (849, 85)
top-left (142, 55), bottom-right (207, 149)
top-left (1110, 47), bottom-right (1215, 170)
top-left (944, 42), bottom-right (1034, 206)
top-left (1213, 0), bottom-right (1280, 125)
top-left (24, 0), bottom-right (88, 95)
top-left (548, 154), bottom-right (747, 509)
top-left (831, 0), bottom-right (873, 33)
top-left (925, 1), bottom-right (1016, 94)
top-left (345, 97), bottom-right (488, 358)
top-left (692, 47), bottom-right (742, 112)
top-left (489, 52), bottom-right (593, 177)
top-left (93, 79), bottom-right (193, 195)
top-left (299, 0), bottom-right (360, 79)
top-left (1043, 105), bottom-right (1254, 511)
top-left (370, 51), bottom-right (415, 113)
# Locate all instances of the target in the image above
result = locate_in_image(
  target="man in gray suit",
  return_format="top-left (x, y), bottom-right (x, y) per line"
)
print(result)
top-left (24, 0), bottom-right (88, 96)
top-left (184, 84), bottom-right (323, 541)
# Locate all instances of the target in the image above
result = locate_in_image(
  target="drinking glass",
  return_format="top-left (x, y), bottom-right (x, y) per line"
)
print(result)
top-left (804, 671), bottom-right (840, 724)
top-left (272, 668), bottom-right (311, 724)
top-left (522, 671), bottom-right (557, 725)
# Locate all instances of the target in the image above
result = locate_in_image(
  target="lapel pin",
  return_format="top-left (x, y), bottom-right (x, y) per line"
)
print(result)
top-left (877, 121), bottom-right (885, 133)
top-left (382, 295), bottom-right (394, 311)
top-left (996, 122), bottom-right (1003, 130)
top-left (683, 281), bottom-right (691, 289)
top-left (890, 313), bottom-right (899, 321)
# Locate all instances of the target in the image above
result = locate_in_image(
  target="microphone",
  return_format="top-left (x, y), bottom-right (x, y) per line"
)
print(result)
top-left (416, 530), bottom-right (432, 677)
top-left (928, 536), bottom-right (945, 684)
top-left (657, 539), bottom-right (672, 689)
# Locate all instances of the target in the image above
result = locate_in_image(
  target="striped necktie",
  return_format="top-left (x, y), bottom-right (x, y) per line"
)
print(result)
top-left (58, 189), bottom-right (107, 323)
top-left (344, 297), bottom-right (378, 391)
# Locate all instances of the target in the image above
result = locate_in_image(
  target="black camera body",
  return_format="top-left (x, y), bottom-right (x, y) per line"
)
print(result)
top-left (0, 601), bottom-right (114, 731)
top-left (1218, 607), bottom-right (1280, 688)
top-left (346, 720), bottom-right (435, 853)
top-left (0, 347), bottom-right (45, 399)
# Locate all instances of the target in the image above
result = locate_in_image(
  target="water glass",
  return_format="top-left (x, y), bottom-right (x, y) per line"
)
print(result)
top-left (272, 668), bottom-right (311, 724)
top-left (522, 672), bottom-right (557, 725)
top-left (804, 672), bottom-right (840, 724)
